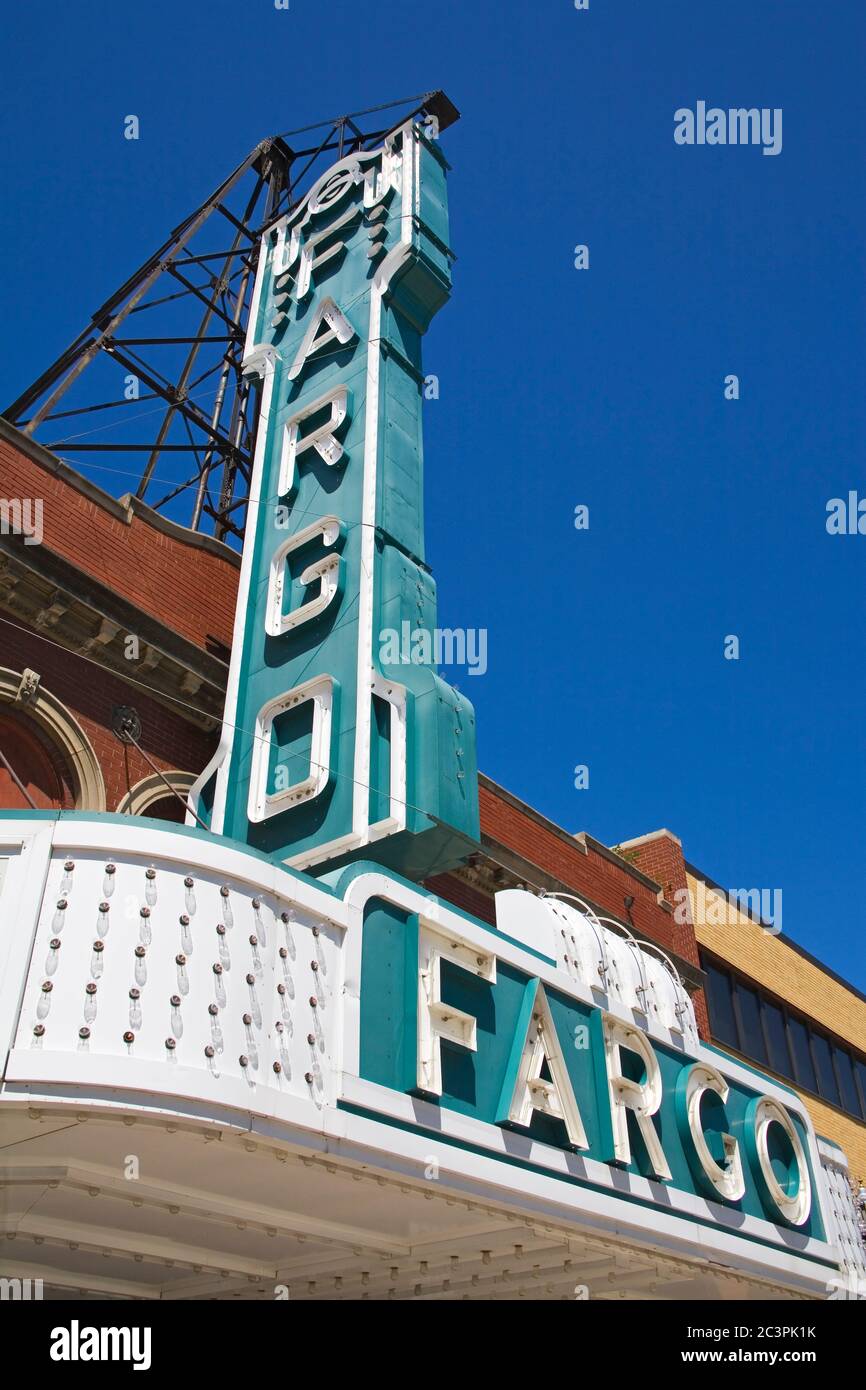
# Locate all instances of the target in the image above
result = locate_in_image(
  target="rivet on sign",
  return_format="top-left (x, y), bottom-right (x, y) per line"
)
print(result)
top-left (277, 984), bottom-right (286, 996)
top-left (245, 973), bottom-right (255, 985)
top-left (279, 947), bottom-right (288, 959)
top-left (123, 1031), bottom-right (135, 1044)
top-left (135, 946), bottom-right (146, 958)
top-left (41, 981), bottom-right (53, 993)
top-left (140, 907), bottom-right (151, 919)
top-left (273, 1062), bottom-right (282, 1074)
top-left (170, 995), bottom-right (181, 1008)
top-left (252, 898), bottom-right (261, 910)
top-left (99, 902), bottom-right (110, 914)
top-left (92, 940), bottom-right (104, 952)
top-left (312, 926), bottom-right (320, 937)
top-left (105, 864), bottom-right (116, 875)
top-left (204, 1045), bottom-right (215, 1058)
top-left (56, 899), bottom-right (68, 911)
top-left (145, 868), bottom-right (156, 880)
top-left (220, 886), bottom-right (230, 898)
top-left (184, 876), bottom-right (194, 888)
top-left (307, 1033), bottom-right (315, 1046)
top-left (86, 983), bottom-right (97, 996)
top-left (310, 961), bottom-right (319, 971)
top-left (50, 938), bottom-right (61, 951)
top-left (208, 1004), bottom-right (219, 1016)
top-left (280, 912), bottom-right (290, 923)
top-left (129, 988), bottom-right (140, 1000)
top-left (179, 914), bottom-right (190, 926)
top-left (165, 1038), bottom-right (176, 1050)
top-left (212, 963), bottom-right (222, 975)
top-left (79, 1027), bottom-right (90, 1039)
top-left (33, 1024), bottom-right (45, 1036)
top-left (239, 1055), bottom-right (249, 1068)
top-left (242, 1013), bottom-right (252, 1026)
top-left (64, 860), bottom-right (75, 872)
top-left (305, 1072), bottom-right (314, 1084)
top-left (249, 935), bottom-right (258, 946)
top-left (309, 996), bottom-right (317, 1008)
top-left (216, 923), bottom-right (226, 936)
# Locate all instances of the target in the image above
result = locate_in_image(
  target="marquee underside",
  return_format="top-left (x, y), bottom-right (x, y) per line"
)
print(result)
top-left (0, 1102), bottom-right (818, 1302)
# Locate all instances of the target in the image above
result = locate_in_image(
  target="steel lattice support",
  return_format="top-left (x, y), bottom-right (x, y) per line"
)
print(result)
top-left (3, 91), bottom-right (458, 542)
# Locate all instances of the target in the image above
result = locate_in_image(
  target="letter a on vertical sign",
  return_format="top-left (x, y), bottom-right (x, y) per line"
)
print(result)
top-left (189, 117), bottom-right (480, 878)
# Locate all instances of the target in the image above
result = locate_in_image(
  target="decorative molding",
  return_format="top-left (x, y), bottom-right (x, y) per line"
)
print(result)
top-left (0, 544), bottom-right (225, 730)
top-left (115, 769), bottom-right (197, 817)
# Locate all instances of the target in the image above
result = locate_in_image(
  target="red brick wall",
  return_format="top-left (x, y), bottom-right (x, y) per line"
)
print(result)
top-left (4, 624), bottom-right (216, 812)
top-left (0, 433), bottom-right (239, 650)
top-left (425, 872), bottom-right (497, 926)
top-left (478, 783), bottom-right (679, 953)
top-left (0, 430), bottom-right (231, 810)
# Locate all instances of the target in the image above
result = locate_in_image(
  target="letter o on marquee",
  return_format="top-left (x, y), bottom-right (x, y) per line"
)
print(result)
top-left (745, 1095), bottom-right (811, 1227)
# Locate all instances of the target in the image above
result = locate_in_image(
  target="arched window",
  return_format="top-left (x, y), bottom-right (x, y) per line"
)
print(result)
top-left (0, 710), bottom-right (69, 809)
top-left (115, 771), bottom-right (197, 823)
top-left (0, 668), bottom-right (106, 812)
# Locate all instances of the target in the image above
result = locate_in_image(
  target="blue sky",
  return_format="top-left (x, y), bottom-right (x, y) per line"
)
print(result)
top-left (2, 0), bottom-right (864, 987)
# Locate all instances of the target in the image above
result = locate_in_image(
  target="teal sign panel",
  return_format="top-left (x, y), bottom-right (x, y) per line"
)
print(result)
top-left (354, 890), bottom-right (827, 1245)
top-left (191, 121), bottom-right (479, 878)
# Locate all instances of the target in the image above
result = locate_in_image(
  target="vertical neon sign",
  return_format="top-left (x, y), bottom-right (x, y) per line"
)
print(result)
top-left (190, 120), bottom-right (479, 878)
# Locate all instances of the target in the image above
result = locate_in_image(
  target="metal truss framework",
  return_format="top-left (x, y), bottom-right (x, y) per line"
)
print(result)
top-left (4, 92), bottom-right (458, 542)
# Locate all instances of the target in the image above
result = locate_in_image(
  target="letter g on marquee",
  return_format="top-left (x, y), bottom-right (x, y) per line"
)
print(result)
top-left (675, 1062), bottom-right (746, 1202)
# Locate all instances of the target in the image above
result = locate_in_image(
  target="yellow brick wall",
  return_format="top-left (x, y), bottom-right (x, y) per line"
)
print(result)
top-left (802, 1096), bottom-right (866, 1183)
top-left (688, 871), bottom-right (866, 1181)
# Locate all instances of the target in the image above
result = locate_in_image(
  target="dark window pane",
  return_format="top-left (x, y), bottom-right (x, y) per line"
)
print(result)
top-left (763, 1000), bottom-right (794, 1080)
top-left (704, 963), bottom-right (739, 1050)
top-left (735, 983), bottom-right (767, 1066)
top-left (811, 1033), bottom-right (841, 1107)
top-left (834, 1048), bottom-right (862, 1118)
top-left (855, 1061), bottom-right (866, 1118)
top-left (788, 1017), bottom-right (817, 1093)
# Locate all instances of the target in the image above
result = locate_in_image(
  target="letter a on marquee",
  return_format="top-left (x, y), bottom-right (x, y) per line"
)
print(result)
top-left (496, 978), bottom-right (589, 1149)
top-left (288, 297), bottom-right (356, 381)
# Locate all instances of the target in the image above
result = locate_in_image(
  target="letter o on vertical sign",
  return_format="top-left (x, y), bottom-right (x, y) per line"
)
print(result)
top-left (744, 1095), bottom-right (811, 1227)
top-left (675, 1062), bottom-right (745, 1202)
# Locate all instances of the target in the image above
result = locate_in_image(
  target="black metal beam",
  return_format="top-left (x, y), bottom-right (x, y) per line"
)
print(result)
top-left (4, 93), bottom-right (457, 539)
